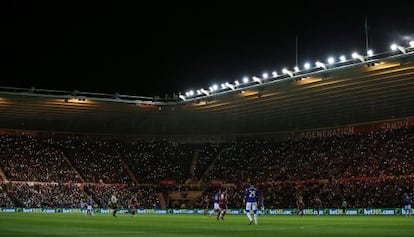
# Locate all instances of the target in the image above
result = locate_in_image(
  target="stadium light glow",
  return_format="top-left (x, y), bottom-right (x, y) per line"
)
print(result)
top-left (294, 66), bottom-right (300, 72)
top-left (200, 88), bottom-right (210, 96)
top-left (352, 52), bottom-right (365, 62)
top-left (391, 43), bottom-right (406, 54)
top-left (315, 61), bottom-right (326, 69)
top-left (225, 82), bottom-right (235, 90)
top-left (252, 76), bottom-right (262, 84)
top-left (327, 57), bottom-right (335, 65)
top-left (185, 90), bottom-right (194, 97)
top-left (177, 40), bottom-right (411, 100)
top-left (282, 68), bottom-right (293, 77)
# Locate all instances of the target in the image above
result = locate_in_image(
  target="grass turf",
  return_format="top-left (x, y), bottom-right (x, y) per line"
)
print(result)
top-left (1, 213), bottom-right (413, 237)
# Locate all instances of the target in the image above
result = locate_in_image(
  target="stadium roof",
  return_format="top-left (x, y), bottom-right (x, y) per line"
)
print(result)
top-left (1, 49), bottom-right (414, 139)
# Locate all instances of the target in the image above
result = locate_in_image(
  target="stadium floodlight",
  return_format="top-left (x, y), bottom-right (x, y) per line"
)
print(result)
top-left (212, 84), bottom-right (219, 91)
top-left (196, 90), bottom-right (202, 95)
top-left (200, 88), bottom-right (210, 96)
top-left (294, 66), bottom-right (300, 72)
top-left (225, 82), bottom-right (235, 90)
top-left (327, 57), bottom-right (335, 65)
top-left (185, 90), bottom-right (194, 97)
top-left (243, 77), bottom-right (249, 84)
top-left (252, 76), bottom-right (262, 84)
top-left (262, 72), bottom-right (269, 79)
top-left (367, 49), bottom-right (374, 56)
top-left (220, 83), bottom-right (227, 89)
top-left (282, 68), bottom-right (293, 77)
top-left (409, 41), bottom-right (414, 48)
top-left (339, 55), bottom-right (346, 62)
top-left (234, 80), bottom-right (240, 86)
top-left (179, 95), bottom-right (186, 101)
top-left (304, 62), bottom-right (311, 70)
top-left (315, 61), bottom-right (326, 69)
top-left (351, 52), bottom-right (365, 62)
top-left (272, 71), bottom-right (278, 77)
top-left (390, 43), bottom-right (406, 54)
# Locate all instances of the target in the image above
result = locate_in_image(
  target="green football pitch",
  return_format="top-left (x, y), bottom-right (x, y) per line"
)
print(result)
top-left (1, 213), bottom-right (413, 237)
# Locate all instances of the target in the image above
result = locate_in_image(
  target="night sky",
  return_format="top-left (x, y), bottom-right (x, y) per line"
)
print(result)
top-left (1, 2), bottom-right (414, 98)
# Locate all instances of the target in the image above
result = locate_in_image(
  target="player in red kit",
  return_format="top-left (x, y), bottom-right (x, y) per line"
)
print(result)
top-left (296, 195), bottom-right (304, 216)
top-left (202, 194), bottom-right (210, 215)
top-left (130, 195), bottom-right (137, 217)
top-left (217, 188), bottom-right (228, 220)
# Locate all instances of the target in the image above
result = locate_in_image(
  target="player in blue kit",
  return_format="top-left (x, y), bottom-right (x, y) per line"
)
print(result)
top-left (86, 195), bottom-right (94, 216)
top-left (210, 189), bottom-right (220, 217)
top-left (403, 193), bottom-right (412, 217)
top-left (245, 184), bottom-right (259, 225)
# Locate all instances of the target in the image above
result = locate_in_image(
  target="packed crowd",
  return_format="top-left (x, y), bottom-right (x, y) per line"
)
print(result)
top-left (0, 126), bottom-right (413, 209)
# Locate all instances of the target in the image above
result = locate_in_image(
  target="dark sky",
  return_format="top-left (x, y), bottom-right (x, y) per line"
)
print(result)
top-left (1, 2), bottom-right (414, 98)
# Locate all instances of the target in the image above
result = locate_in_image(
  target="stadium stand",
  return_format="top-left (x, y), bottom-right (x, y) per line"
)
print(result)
top-left (0, 124), bottom-right (413, 209)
